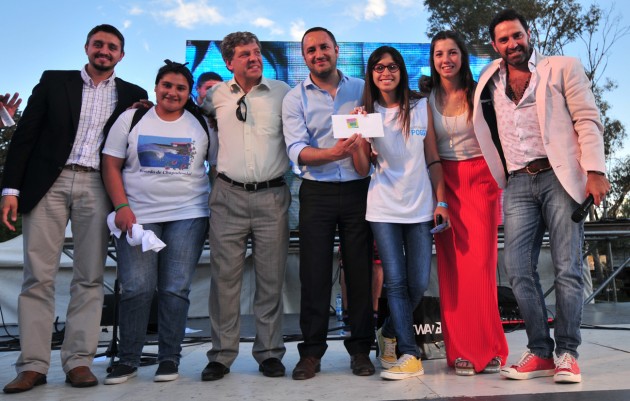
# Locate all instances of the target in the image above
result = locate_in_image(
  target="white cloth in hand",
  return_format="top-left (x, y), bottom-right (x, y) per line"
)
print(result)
top-left (106, 212), bottom-right (166, 252)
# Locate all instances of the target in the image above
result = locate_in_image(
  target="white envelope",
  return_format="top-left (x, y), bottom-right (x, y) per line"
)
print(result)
top-left (332, 113), bottom-right (385, 138)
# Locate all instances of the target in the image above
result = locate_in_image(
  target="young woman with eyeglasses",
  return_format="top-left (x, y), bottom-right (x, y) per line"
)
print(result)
top-left (353, 45), bottom-right (448, 380)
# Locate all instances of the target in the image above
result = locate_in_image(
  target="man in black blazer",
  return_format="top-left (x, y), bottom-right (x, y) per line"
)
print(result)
top-left (1, 24), bottom-right (147, 394)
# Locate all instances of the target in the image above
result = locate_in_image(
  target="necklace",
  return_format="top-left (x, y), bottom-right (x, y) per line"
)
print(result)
top-left (443, 114), bottom-right (458, 148)
top-left (506, 68), bottom-right (531, 104)
top-left (440, 91), bottom-right (464, 148)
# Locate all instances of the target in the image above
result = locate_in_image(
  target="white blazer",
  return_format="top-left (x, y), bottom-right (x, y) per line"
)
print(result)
top-left (472, 51), bottom-right (605, 203)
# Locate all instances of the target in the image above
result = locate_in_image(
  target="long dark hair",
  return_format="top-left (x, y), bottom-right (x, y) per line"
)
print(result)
top-left (429, 31), bottom-right (475, 122)
top-left (362, 46), bottom-right (421, 138)
top-left (155, 59), bottom-right (203, 117)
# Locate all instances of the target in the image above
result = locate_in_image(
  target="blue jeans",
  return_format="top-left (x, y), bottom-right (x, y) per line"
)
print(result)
top-left (371, 221), bottom-right (432, 357)
top-left (504, 170), bottom-right (583, 359)
top-left (116, 217), bottom-right (208, 367)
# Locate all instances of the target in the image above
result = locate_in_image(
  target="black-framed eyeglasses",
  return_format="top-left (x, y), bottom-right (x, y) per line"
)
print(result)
top-left (236, 95), bottom-right (247, 122)
top-left (373, 63), bottom-right (400, 73)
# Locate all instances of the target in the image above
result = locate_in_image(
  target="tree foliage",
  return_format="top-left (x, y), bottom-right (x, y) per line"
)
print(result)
top-left (0, 111), bottom-right (19, 190)
top-left (607, 155), bottom-right (630, 218)
top-left (592, 80), bottom-right (627, 159)
top-left (0, 111), bottom-right (22, 241)
top-left (424, 0), bottom-right (630, 218)
top-left (578, 4), bottom-right (630, 217)
top-left (423, 0), bottom-right (583, 54)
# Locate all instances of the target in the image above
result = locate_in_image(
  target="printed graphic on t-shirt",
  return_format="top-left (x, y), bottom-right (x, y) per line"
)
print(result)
top-left (137, 135), bottom-right (195, 175)
top-left (410, 126), bottom-right (427, 137)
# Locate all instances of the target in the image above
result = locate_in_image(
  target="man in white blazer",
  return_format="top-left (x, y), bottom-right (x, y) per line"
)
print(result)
top-left (472, 9), bottom-right (610, 384)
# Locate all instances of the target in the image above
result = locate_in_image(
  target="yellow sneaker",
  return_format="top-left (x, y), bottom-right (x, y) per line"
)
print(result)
top-left (376, 327), bottom-right (397, 369)
top-left (380, 354), bottom-right (424, 380)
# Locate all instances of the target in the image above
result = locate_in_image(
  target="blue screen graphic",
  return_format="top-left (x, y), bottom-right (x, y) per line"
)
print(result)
top-left (185, 40), bottom-right (495, 229)
top-left (185, 40), bottom-right (495, 100)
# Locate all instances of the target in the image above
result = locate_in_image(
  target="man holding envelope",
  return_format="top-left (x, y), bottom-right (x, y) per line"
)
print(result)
top-left (282, 26), bottom-right (375, 380)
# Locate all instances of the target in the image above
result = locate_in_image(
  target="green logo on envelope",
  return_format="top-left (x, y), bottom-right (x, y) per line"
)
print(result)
top-left (346, 118), bottom-right (359, 129)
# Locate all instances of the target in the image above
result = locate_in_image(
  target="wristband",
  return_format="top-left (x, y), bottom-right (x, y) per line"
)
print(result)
top-left (587, 170), bottom-right (605, 176)
top-left (427, 160), bottom-right (442, 169)
top-left (115, 203), bottom-right (129, 211)
top-left (437, 201), bottom-right (448, 209)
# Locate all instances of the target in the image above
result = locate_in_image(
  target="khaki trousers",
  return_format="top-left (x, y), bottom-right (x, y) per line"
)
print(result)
top-left (16, 169), bottom-right (110, 374)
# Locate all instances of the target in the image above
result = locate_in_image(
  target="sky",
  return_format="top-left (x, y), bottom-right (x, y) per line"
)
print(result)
top-left (2, 0), bottom-right (628, 161)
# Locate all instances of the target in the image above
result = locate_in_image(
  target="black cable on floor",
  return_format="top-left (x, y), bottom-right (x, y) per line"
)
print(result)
top-left (0, 302), bottom-right (19, 342)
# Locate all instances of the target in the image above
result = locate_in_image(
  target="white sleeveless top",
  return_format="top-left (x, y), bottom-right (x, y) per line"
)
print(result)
top-left (428, 90), bottom-right (482, 160)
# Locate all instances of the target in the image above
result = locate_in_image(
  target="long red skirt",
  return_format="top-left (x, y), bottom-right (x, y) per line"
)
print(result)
top-left (434, 157), bottom-right (508, 372)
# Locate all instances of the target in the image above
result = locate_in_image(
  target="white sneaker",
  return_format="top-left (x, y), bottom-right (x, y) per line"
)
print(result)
top-left (380, 354), bottom-right (424, 380)
top-left (376, 327), bottom-right (397, 369)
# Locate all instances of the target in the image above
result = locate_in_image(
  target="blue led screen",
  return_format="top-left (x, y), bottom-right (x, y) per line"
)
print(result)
top-left (185, 40), bottom-right (495, 230)
top-left (186, 40), bottom-right (495, 100)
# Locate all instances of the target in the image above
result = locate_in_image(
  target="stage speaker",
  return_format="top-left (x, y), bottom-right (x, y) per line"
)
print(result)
top-left (497, 286), bottom-right (522, 323)
top-left (101, 293), bottom-right (116, 327)
top-left (377, 296), bottom-right (445, 360)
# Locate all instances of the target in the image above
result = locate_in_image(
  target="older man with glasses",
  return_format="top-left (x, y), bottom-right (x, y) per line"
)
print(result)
top-left (199, 31), bottom-right (291, 381)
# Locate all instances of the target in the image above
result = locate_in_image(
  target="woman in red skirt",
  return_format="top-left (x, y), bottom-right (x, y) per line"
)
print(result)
top-left (427, 30), bottom-right (509, 375)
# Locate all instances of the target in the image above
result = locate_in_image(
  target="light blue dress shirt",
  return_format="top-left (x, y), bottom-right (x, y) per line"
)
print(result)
top-left (282, 71), bottom-right (364, 182)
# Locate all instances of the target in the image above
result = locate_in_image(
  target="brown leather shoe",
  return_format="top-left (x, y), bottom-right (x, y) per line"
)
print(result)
top-left (292, 356), bottom-right (321, 380)
top-left (351, 353), bottom-right (375, 376)
top-left (3, 371), bottom-right (47, 394)
top-left (65, 366), bottom-right (98, 388)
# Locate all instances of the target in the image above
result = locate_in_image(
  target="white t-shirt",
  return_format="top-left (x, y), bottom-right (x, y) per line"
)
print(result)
top-left (103, 107), bottom-right (210, 224)
top-left (366, 98), bottom-right (434, 224)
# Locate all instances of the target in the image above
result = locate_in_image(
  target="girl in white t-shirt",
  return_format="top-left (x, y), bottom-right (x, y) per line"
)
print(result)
top-left (354, 46), bottom-right (449, 380)
top-left (102, 60), bottom-right (210, 384)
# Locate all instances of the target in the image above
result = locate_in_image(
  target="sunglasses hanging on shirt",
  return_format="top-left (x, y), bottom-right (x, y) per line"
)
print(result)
top-left (236, 95), bottom-right (247, 122)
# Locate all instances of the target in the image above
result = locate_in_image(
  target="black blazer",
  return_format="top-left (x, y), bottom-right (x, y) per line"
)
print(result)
top-left (2, 70), bottom-right (147, 213)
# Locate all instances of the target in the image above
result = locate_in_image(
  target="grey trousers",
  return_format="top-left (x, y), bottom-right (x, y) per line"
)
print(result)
top-left (206, 178), bottom-right (290, 366)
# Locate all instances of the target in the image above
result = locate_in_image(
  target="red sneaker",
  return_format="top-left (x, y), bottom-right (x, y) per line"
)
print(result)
top-left (554, 353), bottom-right (581, 383)
top-left (500, 351), bottom-right (555, 380)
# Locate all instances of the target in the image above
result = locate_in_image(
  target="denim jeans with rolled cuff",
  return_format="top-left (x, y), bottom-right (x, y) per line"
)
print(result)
top-left (371, 221), bottom-right (432, 358)
top-left (115, 217), bottom-right (208, 367)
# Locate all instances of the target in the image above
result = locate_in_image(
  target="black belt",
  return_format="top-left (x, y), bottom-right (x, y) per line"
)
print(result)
top-left (511, 158), bottom-right (551, 175)
top-left (64, 164), bottom-right (99, 172)
top-left (217, 173), bottom-right (285, 191)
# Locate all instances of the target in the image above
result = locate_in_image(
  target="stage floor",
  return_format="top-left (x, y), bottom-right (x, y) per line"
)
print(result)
top-left (1, 304), bottom-right (630, 400)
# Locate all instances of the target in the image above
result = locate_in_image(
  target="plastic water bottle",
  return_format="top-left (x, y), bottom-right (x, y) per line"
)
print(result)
top-left (335, 294), bottom-right (343, 321)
